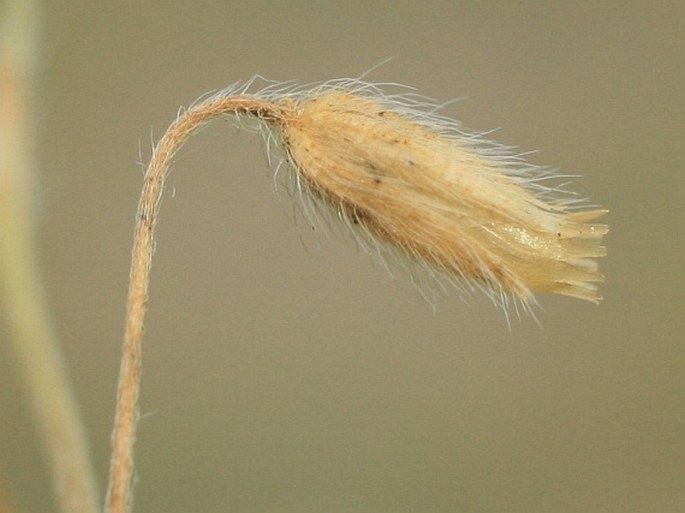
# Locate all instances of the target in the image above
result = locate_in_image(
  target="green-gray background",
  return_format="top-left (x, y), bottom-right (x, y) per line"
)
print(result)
top-left (1, 1), bottom-right (683, 512)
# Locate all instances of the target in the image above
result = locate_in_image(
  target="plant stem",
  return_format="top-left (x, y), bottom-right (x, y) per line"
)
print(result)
top-left (105, 96), bottom-right (286, 513)
top-left (0, 1), bottom-right (100, 513)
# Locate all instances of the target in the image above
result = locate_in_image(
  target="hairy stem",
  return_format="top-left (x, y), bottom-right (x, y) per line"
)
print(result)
top-left (0, 1), bottom-right (100, 513)
top-left (105, 96), bottom-right (286, 513)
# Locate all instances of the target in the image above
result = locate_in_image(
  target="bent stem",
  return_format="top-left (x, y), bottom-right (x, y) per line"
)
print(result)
top-left (105, 96), bottom-right (287, 513)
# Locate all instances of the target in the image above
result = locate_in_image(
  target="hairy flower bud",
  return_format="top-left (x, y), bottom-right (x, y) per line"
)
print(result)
top-left (252, 79), bottom-right (608, 311)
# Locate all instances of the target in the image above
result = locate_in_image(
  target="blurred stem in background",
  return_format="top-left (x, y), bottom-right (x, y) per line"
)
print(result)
top-left (0, 1), bottom-right (99, 512)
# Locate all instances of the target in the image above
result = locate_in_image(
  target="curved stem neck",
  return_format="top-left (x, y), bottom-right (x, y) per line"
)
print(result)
top-left (105, 96), bottom-right (287, 513)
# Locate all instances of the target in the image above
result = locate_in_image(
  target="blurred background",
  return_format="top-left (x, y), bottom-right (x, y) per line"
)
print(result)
top-left (1, 1), bottom-right (683, 512)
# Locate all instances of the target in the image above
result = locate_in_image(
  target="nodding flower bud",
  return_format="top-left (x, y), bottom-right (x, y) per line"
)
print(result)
top-left (236, 78), bottom-right (607, 312)
top-left (153, 77), bottom-right (608, 314)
